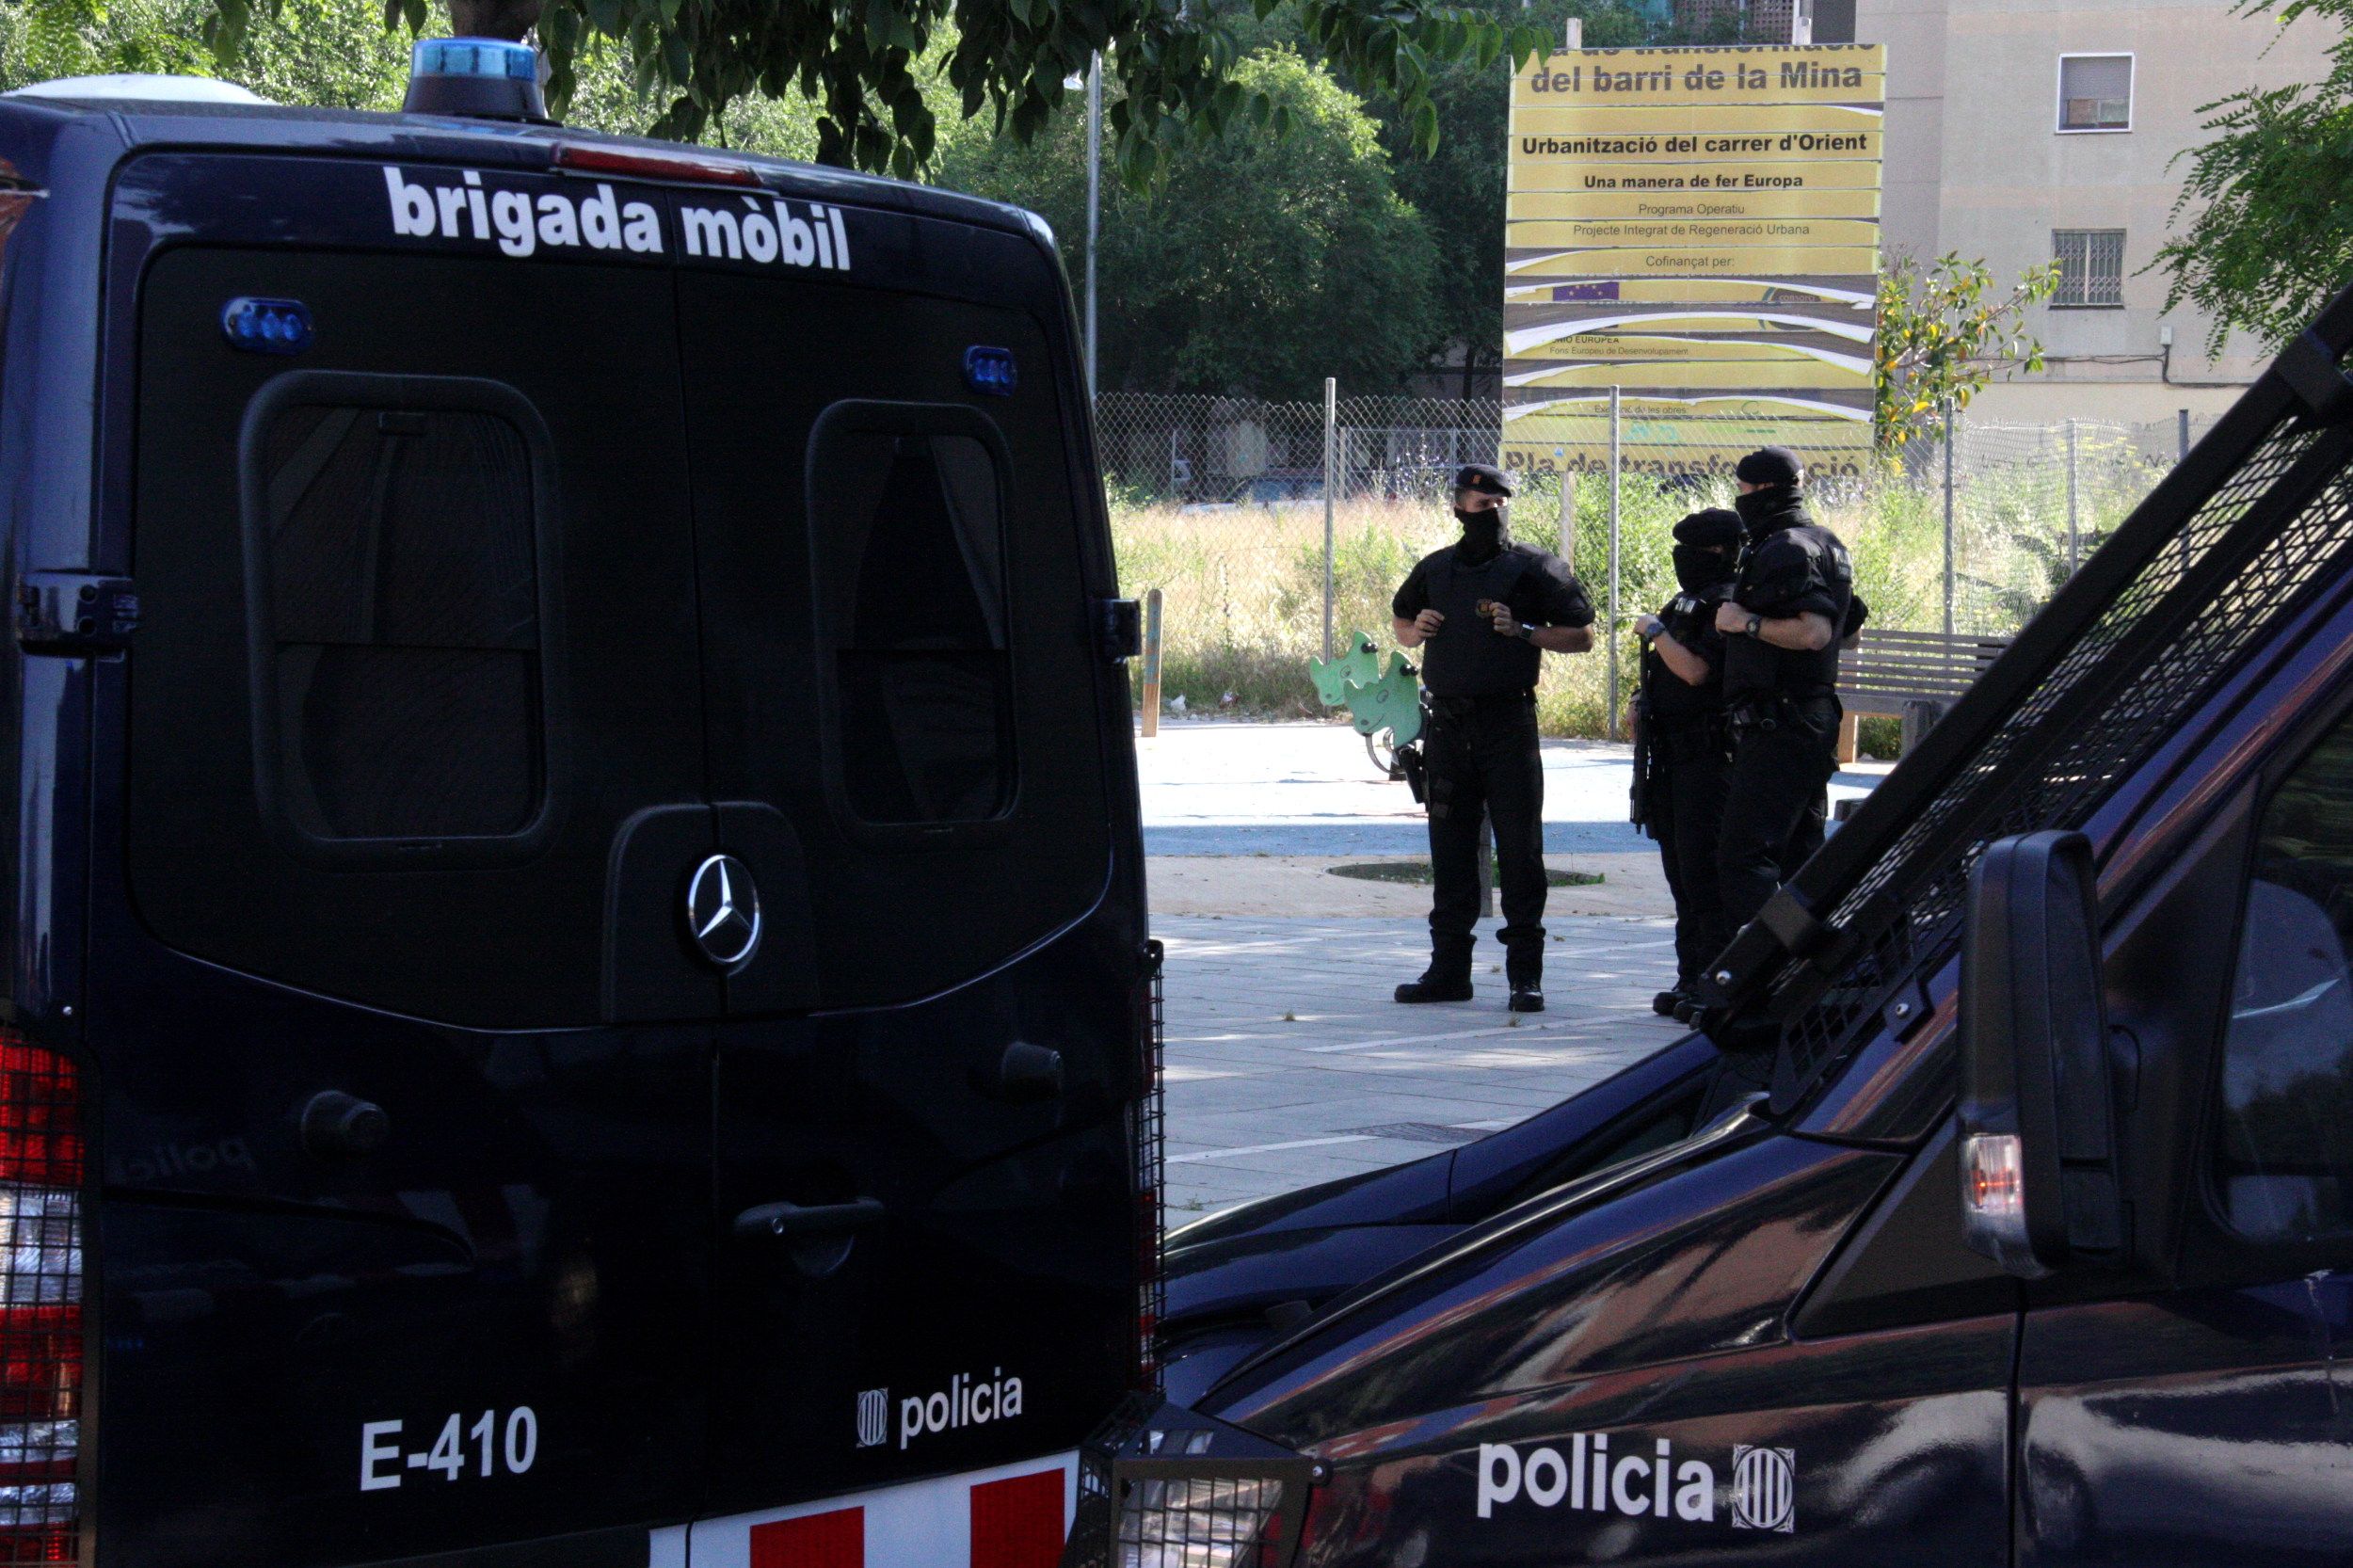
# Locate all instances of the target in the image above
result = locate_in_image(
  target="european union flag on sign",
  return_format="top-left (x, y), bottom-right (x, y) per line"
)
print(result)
top-left (1552, 281), bottom-right (1620, 303)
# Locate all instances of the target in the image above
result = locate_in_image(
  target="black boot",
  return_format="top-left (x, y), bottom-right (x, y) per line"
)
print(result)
top-left (1395, 967), bottom-right (1473, 1003)
top-left (1652, 988), bottom-right (1687, 1017)
top-left (1508, 960), bottom-right (1543, 1014)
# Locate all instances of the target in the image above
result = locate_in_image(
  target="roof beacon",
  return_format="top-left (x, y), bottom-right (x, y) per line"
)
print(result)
top-left (403, 37), bottom-right (548, 123)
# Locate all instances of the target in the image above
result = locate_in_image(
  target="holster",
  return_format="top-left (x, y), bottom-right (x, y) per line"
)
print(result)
top-left (1399, 741), bottom-right (1428, 806)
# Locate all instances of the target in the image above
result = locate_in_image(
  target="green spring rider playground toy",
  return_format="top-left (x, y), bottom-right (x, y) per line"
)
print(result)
top-left (1310, 632), bottom-right (1423, 782)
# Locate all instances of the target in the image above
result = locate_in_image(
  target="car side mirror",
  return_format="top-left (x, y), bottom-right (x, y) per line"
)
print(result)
top-left (1957, 830), bottom-right (2128, 1277)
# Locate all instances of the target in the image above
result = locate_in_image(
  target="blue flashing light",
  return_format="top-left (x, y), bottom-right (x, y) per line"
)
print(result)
top-left (411, 37), bottom-right (538, 82)
top-left (964, 345), bottom-right (1018, 397)
top-left (221, 297), bottom-right (313, 356)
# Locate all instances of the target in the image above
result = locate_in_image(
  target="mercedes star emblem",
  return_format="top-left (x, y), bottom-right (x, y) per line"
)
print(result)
top-left (685, 854), bottom-right (761, 972)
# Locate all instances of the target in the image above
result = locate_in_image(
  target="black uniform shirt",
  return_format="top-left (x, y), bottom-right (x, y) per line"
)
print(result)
top-left (1394, 541), bottom-right (1595, 697)
top-left (1642, 585), bottom-right (1730, 723)
top-left (1722, 520), bottom-right (1854, 702)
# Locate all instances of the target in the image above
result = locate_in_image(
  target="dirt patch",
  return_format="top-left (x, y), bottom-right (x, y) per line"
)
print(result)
top-left (1329, 862), bottom-right (1604, 888)
top-left (1148, 853), bottom-right (1673, 919)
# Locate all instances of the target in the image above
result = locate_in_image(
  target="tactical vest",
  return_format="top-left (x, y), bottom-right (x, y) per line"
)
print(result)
top-left (1418, 546), bottom-right (1542, 697)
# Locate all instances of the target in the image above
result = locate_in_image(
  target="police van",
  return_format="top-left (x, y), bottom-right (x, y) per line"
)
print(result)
top-left (0, 43), bottom-right (1159, 1568)
top-left (1076, 296), bottom-right (2353, 1566)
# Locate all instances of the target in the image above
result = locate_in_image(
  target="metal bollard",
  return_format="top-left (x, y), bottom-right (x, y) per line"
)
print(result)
top-left (1140, 587), bottom-right (1163, 738)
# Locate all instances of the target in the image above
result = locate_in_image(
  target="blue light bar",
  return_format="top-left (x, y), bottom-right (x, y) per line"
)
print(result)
top-left (403, 36), bottom-right (548, 121)
top-left (965, 345), bottom-right (1018, 397)
top-left (411, 37), bottom-right (537, 81)
top-left (220, 297), bottom-right (313, 356)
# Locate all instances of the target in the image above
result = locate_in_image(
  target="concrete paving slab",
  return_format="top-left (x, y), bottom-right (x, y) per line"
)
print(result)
top-left (1156, 912), bottom-right (1686, 1216)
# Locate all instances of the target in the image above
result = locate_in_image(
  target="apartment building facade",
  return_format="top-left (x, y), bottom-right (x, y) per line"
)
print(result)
top-left (1853, 0), bottom-right (2333, 423)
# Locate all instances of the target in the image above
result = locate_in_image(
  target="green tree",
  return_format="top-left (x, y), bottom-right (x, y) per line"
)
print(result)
top-left (184, 0), bottom-right (1547, 185)
top-left (1875, 252), bottom-right (2057, 453)
top-left (2155, 0), bottom-right (2353, 355)
top-left (1363, 0), bottom-right (1650, 394)
top-left (938, 48), bottom-right (1443, 397)
top-left (0, 0), bottom-right (823, 155)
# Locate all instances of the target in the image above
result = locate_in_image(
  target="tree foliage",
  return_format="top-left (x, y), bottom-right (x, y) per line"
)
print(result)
top-left (937, 47), bottom-right (1442, 397)
top-left (2156, 0), bottom-right (2353, 355)
top-left (1875, 252), bottom-right (2057, 453)
top-left (184, 0), bottom-right (1551, 184)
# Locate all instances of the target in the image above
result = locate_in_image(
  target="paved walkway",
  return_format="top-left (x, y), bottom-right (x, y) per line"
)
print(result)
top-left (1138, 719), bottom-right (1886, 857)
top-left (1158, 913), bottom-right (1685, 1215)
top-left (1135, 720), bottom-right (1888, 1217)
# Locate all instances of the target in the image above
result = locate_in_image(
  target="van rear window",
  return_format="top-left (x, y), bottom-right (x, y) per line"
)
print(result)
top-left (248, 391), bottom-right (547, 846)
top-left (809, 406), bottom-right (1014, 826)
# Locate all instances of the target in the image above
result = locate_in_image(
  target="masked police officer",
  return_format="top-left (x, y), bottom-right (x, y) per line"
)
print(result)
top-left (1715, 447), bottom-right (1856, 936)
top-left (1391, 465), bottom-right (1595, 1012)
top-left (1630, 507), bottom-right (1742, 1020)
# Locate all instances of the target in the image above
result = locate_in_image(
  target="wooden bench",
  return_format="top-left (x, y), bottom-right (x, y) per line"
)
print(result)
top-left (1836, 628), bottom-right (2011, 761)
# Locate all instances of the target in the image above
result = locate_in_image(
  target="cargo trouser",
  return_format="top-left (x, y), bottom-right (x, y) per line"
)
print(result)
top-left (1423, 693), bottom-right (1546, 986)
top-left (1647, 724), bottom-right (1732, 990)
top-left (1718, 692), bottom-right (1841, 936)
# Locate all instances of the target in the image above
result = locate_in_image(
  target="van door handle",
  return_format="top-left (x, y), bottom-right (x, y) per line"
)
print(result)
top-left (985, 1041), bottom-right (1064, 1103)
top-left (733, 1198), bottom-right (886, 1241)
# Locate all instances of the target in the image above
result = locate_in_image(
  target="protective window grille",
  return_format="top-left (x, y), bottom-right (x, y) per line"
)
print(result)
top-left (2058, 55), bottom-right (2132, 130)
top-left (1134, 939), bottom-right (1166, 1388)
top-left (2053, 231), bottom-right (2126, 308)
top-left (1767, 376), bottom-right (2353, 1096)
top-left (0, 1040), bottom-right (84, 1564)
top-left (1058, 1399), bottom-right (1315, 1568)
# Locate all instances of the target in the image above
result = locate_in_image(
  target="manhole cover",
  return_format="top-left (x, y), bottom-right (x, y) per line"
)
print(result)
top-left (1347, 1122), bottom-right (1486, 1145)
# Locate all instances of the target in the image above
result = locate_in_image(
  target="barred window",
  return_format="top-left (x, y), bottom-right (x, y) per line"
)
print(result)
top-left (2052, 230), bottom-right (2126, 309)
top-left (2058, 55), bottom-right (2132, 132)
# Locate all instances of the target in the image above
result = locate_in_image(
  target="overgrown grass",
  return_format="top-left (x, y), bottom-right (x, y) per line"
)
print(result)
top-left (1114, 441), bottom-right (2170, 743)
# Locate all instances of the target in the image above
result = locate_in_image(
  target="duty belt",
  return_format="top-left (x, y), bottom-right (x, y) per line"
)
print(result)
top-left (1429, 691), bottom-right (1535, 721)
top-left (1728, 688), bottom-right (1835, 738)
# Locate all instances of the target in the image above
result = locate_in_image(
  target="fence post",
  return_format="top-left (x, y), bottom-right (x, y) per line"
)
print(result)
top-left (1558, 470), bottom-right (1577, 566)
top-left (2065, 417), bottom-right (2080, 573)
top-left (1140, 587), bottom-right (1163, 738)
top-left (1322, 377), bottom-right (1337, 664)
top-left (1607, 385), bottom-right (1622, 742)
top-left (1942, 400), bottom-right (1956, 637)
top-left (1084, 52), bottom-right (1101, 401)
top-left (2177, 407), bottom-right (2190, 463)
top-left (1477, 810), bottom-right (1496, 920)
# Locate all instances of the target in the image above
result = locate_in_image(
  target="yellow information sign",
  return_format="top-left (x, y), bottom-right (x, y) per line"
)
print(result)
top-left (1501, 42), bottom-right (1883, 479)
top-left (1509, 157), bottom-right (1884, 192)
top-left (1507, 188), bottom-right (1881, 221)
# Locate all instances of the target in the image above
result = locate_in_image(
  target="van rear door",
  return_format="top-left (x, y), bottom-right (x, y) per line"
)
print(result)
top-left (672, 216), bottom-right (1137, 1540)
top-left (99, 160), bottom-right (719, 1568)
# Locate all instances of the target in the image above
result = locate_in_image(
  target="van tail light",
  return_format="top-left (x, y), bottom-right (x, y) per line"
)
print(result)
top-left (0, 1039), bottom-right (84, 1564)
top-left (552, 143), bottom-right (762, 187)
top-left (1132, 940), bottom-right (1166, 1391)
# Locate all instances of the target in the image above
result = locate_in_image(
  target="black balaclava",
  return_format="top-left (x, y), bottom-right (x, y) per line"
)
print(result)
top-left (1672, 507), bottom-right (1742, 592)
top-left (1733, 447), bottom-right (1806, 540)
top-left (1673, 544), bottom-right (1735, 593)
top-left (1455, 504), bottom-right (1508, 564)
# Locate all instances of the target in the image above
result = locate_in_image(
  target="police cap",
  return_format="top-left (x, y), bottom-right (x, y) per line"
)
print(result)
top-left (1673, 507), bottom-right (1743, 548)
top-left (1735, 446), bottom-right (1804, 488)
top-left (1453, 463), bottom-right (1513, 497)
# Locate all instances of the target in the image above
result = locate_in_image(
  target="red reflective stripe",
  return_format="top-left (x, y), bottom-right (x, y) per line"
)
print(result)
top-left (748, 1507), bottom-right (863, 1568)
top-left (968, 1469), bottom-right (1064, 1568)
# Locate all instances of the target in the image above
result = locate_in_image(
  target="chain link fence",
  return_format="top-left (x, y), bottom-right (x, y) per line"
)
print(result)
top-left (1096, 389), bottom-right (2220, 743)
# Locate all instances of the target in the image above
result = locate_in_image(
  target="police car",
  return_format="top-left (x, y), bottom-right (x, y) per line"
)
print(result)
top-left (1079, 296), bottom-right (2353, 1565)
top-left (0, 42), bottom-right (1158, 1568)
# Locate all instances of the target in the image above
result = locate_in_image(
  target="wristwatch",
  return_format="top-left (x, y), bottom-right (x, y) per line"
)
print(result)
top-left (1744, 615), bottom-right (1763, 637)
top-left (1516, 622), bottom-right (1537, 642)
